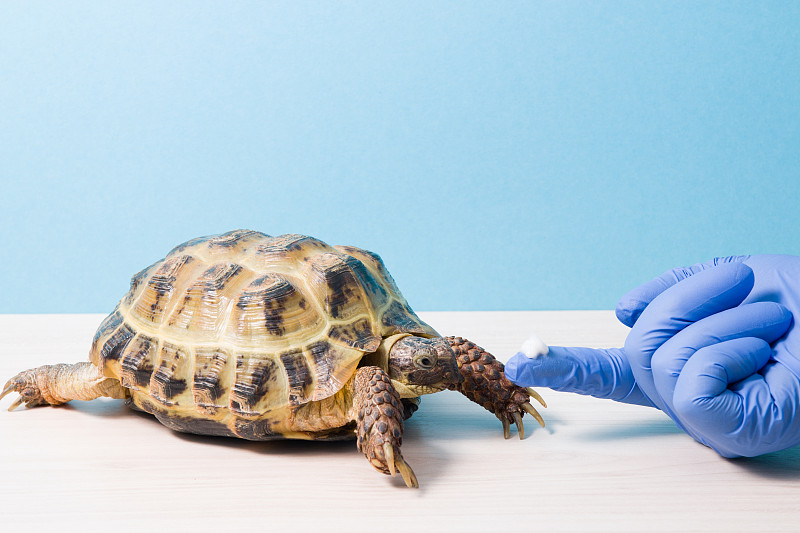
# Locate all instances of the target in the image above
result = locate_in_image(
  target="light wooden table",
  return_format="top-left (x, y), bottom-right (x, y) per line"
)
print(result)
top-left (1, 312), bottom-right (798, 532)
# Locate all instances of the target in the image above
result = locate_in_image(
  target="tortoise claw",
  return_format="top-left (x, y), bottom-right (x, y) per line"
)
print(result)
top-left (501, 416), bottom-right (511, 439)
top-left (1, 370), bottom-right (48, 411)
top-left (512, 411), bottom-right (524, 440)
top-left (0, 382), bottom-right (14, 402)
top-left (395, 457), bottom-right (419, 489)
top-left (383, 442), bottom-right (396, 477)
top-left (522, 402), bottom-right (545, 429)
top-left (7, 395), bottom-right (26, 412)
top-left (526, 387), bottom-right (547, 408)
top-left (382, 442), bottom-right (417, 487)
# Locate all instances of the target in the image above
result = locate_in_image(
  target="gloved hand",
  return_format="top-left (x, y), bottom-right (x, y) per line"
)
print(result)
top-left (506, 255), bottom-right (800, 457)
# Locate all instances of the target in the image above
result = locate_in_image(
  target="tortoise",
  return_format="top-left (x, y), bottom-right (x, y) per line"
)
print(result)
top-left (1, 230), bottom-right (545, 487)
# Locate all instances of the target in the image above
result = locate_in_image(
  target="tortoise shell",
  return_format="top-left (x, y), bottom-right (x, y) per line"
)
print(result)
top-left (88, 230), bottom-right (436, 436)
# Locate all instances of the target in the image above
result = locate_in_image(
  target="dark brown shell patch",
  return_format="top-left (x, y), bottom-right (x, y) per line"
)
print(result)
top-left (119, 333), bottom-right (157, 390)
top-left (149, 342), bottom-right (189, 406)
top-left (328, 318), bottom-right (380, 352)
top-left (279, 349), bottom-right (314, 405)
top-left (305, 252), bottom-right (371, 321)
top-left (91, 308), bottom-right (123, 352)
top-left (99, 323), bottom-right (135, 363)
top-left (232, 417), bottom-right (280, 440)
top-left (156, 412), bottom-right (238, 438)
top-left (304, 340), bottom-right (355, 401)
top-left (230, 354), bottom-right (283, 416)
top-left (381, 300), bottom-right (430, 335)
top-left (334, 245), bottom-right (396, 303)
top-left (192, 347), bottom-right (229, 414)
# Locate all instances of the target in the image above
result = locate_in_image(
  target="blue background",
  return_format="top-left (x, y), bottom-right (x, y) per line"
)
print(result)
top-left (2, 2), bottom-right (799, 314)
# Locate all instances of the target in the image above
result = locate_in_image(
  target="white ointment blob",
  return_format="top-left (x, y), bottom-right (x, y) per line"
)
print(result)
top-left (520, 333), bottom-right (549, 358)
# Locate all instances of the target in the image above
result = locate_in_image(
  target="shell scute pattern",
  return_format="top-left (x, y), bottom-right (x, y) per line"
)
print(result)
top-left (303, 340), bottom-right (356, 402)
top-left (380, 300), bottom-right (432, 336)
top-left (90, 230), bottom-right (435, 438)
top-left (327, 318), bottom-right (379, 352)
top-left (125, 263), bottom-right (158, 306)
top-left (93, 317), bottom-right (135, 376)
top-left (334, 245), bottom-right (433, 337)
top-left (167, 229), bottom-right (271, 258)
top-left (166, 262), bottom-right (246, 339)
top-left (166, 235), bottom-right (212, 257)
top-left (334, 245), bottom-right (398, 304)
top-left (118, 333), bottom-right (157, 390)
top-left (230, 353), bottom-right (286, 416)
top-left (90, 308), bottom-right (124, 364)
top-left (305, 252), bottom-right (376, 323)
top-left (230, 272), bottom-right (323, 343)
top-left (149, 341), bottom-right (192, 407)
top-left (133, 254), bottom-right (198, 325)
top-left (247, 234), bottom-right (329, 272)
top-left (191, 347), bottom-right (231, 415)
top-left (278, 348), bottom-right (316, 405)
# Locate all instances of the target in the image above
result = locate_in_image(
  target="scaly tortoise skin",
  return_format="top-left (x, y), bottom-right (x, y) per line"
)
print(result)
top-left (1, 230), bottom-right (545, 488)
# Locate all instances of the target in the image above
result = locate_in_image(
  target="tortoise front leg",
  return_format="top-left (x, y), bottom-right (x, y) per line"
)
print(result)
top-left (352, 366), bottom-right (418, 488)
top-left (446, 337), bottom-right (546, 439)
top-left (1, 362), bottom-right (128, 411)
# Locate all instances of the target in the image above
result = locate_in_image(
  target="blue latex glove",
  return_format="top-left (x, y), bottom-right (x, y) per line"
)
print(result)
top-left (506, 255), bottom-right (800, 457)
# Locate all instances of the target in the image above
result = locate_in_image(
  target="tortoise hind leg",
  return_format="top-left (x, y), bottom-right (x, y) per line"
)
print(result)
top-left (1, 362), bottom-right (128, 411)
top-left (353, 366), bottom-right (418, 488)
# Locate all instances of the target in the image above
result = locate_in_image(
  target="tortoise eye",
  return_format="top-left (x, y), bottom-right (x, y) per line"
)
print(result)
top-left (414, 352), bottom-right (437, 370)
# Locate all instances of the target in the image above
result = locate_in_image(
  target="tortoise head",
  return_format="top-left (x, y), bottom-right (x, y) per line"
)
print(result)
top-left (386, 336), bottom-right (462, 396)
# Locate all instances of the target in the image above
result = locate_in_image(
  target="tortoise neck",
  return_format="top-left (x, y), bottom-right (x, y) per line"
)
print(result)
top-left (358, 333), bottom-right (413, 372)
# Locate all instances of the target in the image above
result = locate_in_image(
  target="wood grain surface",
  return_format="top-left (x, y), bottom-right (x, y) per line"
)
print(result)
top-left (1, 312), bottom-right (798, 532)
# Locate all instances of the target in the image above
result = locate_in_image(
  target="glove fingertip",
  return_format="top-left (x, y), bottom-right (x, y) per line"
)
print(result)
top-left (771, 301), bottom-right (794, 328)
top-left (505, 350), bottom-right (576, 389)
top-left (615, 297), bottom-right (643, 328)
top-left (503, 352), bottom-right (528, 384)
top-left (615, 274), bottom-right (679, 327)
